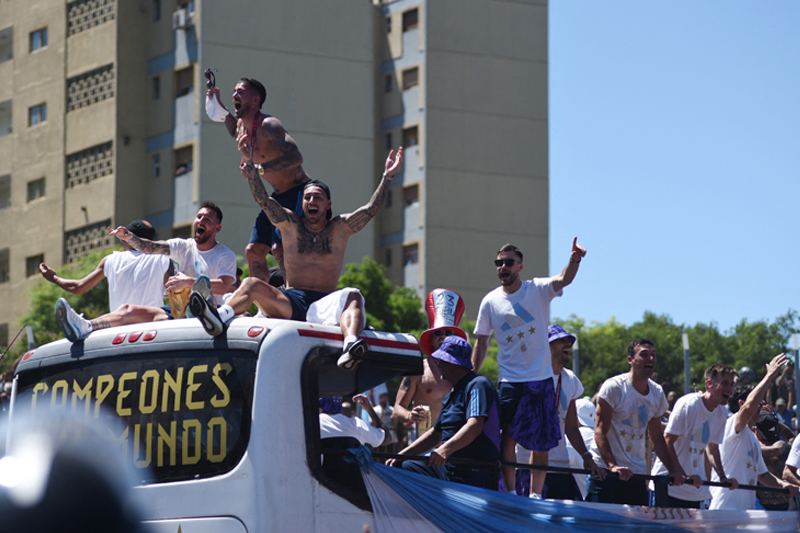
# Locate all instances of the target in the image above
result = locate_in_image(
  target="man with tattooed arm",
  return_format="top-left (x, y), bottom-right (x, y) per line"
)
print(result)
top-left (190, 148), bottom-right (403, 370)
top-left (207, 78), bottom-right (310, 282)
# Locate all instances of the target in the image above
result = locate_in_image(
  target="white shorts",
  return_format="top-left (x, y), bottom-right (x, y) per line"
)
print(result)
top-left (306, 287), bottom-right (366, 330)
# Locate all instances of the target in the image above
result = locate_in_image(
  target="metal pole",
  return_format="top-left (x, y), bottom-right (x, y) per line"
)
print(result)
top-left (683, 333), bottom-right (690, 395)
top-left (26, 325), bottom-right (34, 351)
top-left (793, 334), bottom-right (799, 416)
top-left (573, 338), bottom-right (580, 379)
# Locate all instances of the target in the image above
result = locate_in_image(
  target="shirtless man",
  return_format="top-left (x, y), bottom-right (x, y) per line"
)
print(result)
top-left (190, 148), bottom-right (403, 370)
top-left (207, 78), bottom-right (310, 281)
top-left (393, 288), bottom-right (468, 441)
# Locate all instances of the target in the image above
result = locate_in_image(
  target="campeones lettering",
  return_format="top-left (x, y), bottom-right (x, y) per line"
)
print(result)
top-left (27, 363), bottom-right (236, 469)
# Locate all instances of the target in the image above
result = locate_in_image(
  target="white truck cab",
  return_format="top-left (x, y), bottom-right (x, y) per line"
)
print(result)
top-left (9, 317), bottom-right (422, 532)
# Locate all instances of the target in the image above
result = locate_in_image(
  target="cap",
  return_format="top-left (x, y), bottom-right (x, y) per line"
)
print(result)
top-left (755, 411), bottom-right (780, 443)
top-left (126, 219), bottom-right (156, 241)
top-left (775, 398), bottom-right (787, 407)
top-left (576, 398), bottom-right (595, 428)
top-left (431, 336), bottom-right (473, 370)
top-left (419, 288), bottom-right (468, 355)
top-left (739, 367), bottom-right (755, 382)
top-left (548, 324), bottom-right (576, 345)
top-left (319, 396), bottom-right (343, 414)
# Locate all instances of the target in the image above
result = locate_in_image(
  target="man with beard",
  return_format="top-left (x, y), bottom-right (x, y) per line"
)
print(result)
top-left (471, 239), bottom-right (586, 498)
top-left (189, 149), bottom-right (402, 371)
top-left (648, 364), bottom-right (738, 508)
top-left (207, 78), bottom-right (310, 282)
top-left (54, 203), bottom-right (236, 343)
top-left (587, 339), bottom-right (682, 505)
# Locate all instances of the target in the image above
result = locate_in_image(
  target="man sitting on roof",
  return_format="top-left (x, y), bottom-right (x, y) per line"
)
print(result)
top-left (386, 337), bottom-right (501, 490)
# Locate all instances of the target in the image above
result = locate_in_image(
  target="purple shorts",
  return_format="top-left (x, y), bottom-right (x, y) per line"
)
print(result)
top-left (505, 379), bottom-right (560, 452)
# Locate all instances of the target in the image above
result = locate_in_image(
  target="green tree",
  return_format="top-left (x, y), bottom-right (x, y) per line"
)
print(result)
top-left (336, 257), bottom-right (425, 333)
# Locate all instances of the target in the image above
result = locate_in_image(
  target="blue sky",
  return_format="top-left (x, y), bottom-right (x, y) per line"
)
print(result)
top-left (548, 1), bottom-right (800, 333)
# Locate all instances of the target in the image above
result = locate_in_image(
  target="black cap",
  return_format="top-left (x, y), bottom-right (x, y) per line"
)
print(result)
top-left (126, 219), bottom-right (156, 241)
top-left (756, 411), bottom-right (780, 443)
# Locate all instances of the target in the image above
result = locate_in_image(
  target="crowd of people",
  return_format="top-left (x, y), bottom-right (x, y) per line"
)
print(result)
top-left (36, 76), bottom-right (800, 512)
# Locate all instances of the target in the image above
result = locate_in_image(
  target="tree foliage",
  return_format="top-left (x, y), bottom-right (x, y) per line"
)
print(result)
top-left (337, 257), bottom-right (426, 333)
top-left (554, 310), bottom-right (799, 397)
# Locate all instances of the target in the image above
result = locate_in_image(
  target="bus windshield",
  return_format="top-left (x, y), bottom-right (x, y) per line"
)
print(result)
top-left (13, 349), bottom-right (257, 484)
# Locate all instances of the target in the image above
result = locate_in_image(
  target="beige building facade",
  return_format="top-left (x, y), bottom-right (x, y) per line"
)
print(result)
top-left (0, 0), bottom-right (548, 346)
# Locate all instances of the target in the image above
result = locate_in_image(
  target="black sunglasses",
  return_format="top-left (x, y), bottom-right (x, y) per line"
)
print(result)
top-left (494, 258), bottom-right (517, 267)
top-left (433, 329), bottom-right (454, 337)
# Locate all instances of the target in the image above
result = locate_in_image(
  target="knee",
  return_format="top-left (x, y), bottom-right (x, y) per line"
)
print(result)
top-left (246, 242), bottom-right (268, 261)
top-left (115, 304), bottom-right (135, 316)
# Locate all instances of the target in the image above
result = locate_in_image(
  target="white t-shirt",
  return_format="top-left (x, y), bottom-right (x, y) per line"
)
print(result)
top-left (651, 392), bottom-right (727, 501)
top-left (709, 416), bottom-right (767, 510)
top-left (590, 373), bottom-right (668, 475)
top-left (786, 434), bottom-right (800, 470)
top-left (104, 251), bottom-right (171, 311)
top-left (167, 238), bottom-right (237, 306)
top-left (515, 368), bottom-right (584, 467)
top-left (566, 426), bottom-right (595, 500)
top-left (473, 278), bottom-right (561, 383)
top-left (319, 413), bottom-right (385, 448)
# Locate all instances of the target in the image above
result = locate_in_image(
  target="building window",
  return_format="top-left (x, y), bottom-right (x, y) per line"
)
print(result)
top-left (385, 15), bottom-right (391, 33)
top-left (175, 66), bottom-right (194, 98)
top-left (152, 76), bottom-right (160, 99)
top-left (27, 178), bottom-right (45, 202)
top-left (66, 141), bottom-right (114, 188)
top-left (67, 64), bottom-right (115, 112)
top-left (385, 133), bottom-right (392, 150)
top-left (153, 0), bottom-right (161, 21)
top-left (152, 154), bottom-right (161, 177)
top-left (385, 189), bottom-right (392, 208)
top-left (67, 0), bottom-right (117, 37)
top-left (385, 248), bottom-right (392, 267)
top-left (172, 225), bottom-right (191, 240)
top-left (0, 100), bottom-right (11, 137)
top-left (384, 74), bottom-right (392, 93)
top-left (30, 28), bottom-right (48, 52)
top-left (175, 146), bottom-right (193, 175)
top-left (0, 249), bottom-right (8, 283)
top-left (0, 27), bottom-right (12, 64)
top-left (64, 220), bottom-right (113, 264)
top-left (402, 8), bottom-right (418, 32)
top-left (403, 125), bottom-right (418, 147)
top-left (29, 103), bottom-right (47, 126)
top-left (403, 244), bottom-right (419, 265)
top-left (402, 67), bottom-right (419, 90)
top-left (26, 254), bottom-right (44, 278)
top-left (403, 184), bottom-right (419, 206)
top-left (0, 175), bottom-right (9, 210)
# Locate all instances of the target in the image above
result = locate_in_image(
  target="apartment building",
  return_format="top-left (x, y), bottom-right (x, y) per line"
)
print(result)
top-left (0, 0), bottom-right (548, 346)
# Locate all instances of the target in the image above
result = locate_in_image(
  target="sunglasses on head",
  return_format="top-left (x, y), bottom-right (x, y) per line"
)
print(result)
top-left (494, 258), bottom-right (517, 267)
top-left (433, 329), bottom-right (454, 337)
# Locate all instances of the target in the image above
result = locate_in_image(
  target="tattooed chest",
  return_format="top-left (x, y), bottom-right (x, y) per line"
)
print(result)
top-left (297, 235), bottom-right (333, 255)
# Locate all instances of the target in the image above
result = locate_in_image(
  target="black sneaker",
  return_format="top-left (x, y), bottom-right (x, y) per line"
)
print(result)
top-left (337, 339), bottom-right (367, 371)
top-left (189, 291), bottom-right (224, 336)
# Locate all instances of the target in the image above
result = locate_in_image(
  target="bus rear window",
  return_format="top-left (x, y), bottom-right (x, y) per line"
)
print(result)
top-left (13, 349), bottom-right (256, 484)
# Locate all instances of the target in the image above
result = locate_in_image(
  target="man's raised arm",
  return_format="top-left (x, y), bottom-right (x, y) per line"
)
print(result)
top-left (551, 237), bottom-right (586, 293)
top-left (207, 86), bottom-right (237, 138)
top-left (341, 147), bottom-right (403, 235)
top-left (240, 161), bottom-right (296, 227)
top-left (108, 228), bottom-right (170, 255)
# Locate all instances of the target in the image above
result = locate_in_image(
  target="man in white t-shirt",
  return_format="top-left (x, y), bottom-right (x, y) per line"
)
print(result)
top-left (650, 364), bottom-right (737, 508)
top-left (515, 325), bottom-right (603, 500)
top-left (588, 338), bottom-right (682, 505)
top-left (710, 353), bottom-right (799, 510)
top-left (782, 424), bottom-right (800, 500)
top-left (40, 219), bottom-right (171, 311)
top-left (55, 203), bottom-right (236, 343)
top-left (472, 239), bottom-right (586, 498)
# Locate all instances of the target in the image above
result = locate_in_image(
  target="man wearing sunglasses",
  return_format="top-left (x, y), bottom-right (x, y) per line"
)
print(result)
top-left (472, 238), bottom-right (586, 499)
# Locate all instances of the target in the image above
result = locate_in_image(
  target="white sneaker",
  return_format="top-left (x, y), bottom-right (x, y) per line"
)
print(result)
top-left (337, 339), bottom-right (367, 371)
top-left (189, 291), bottom-right (224, 336)
top-left (529, 493), bottom-right (542, 500)
top-left (55, 298), bottom-right (92, 343)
